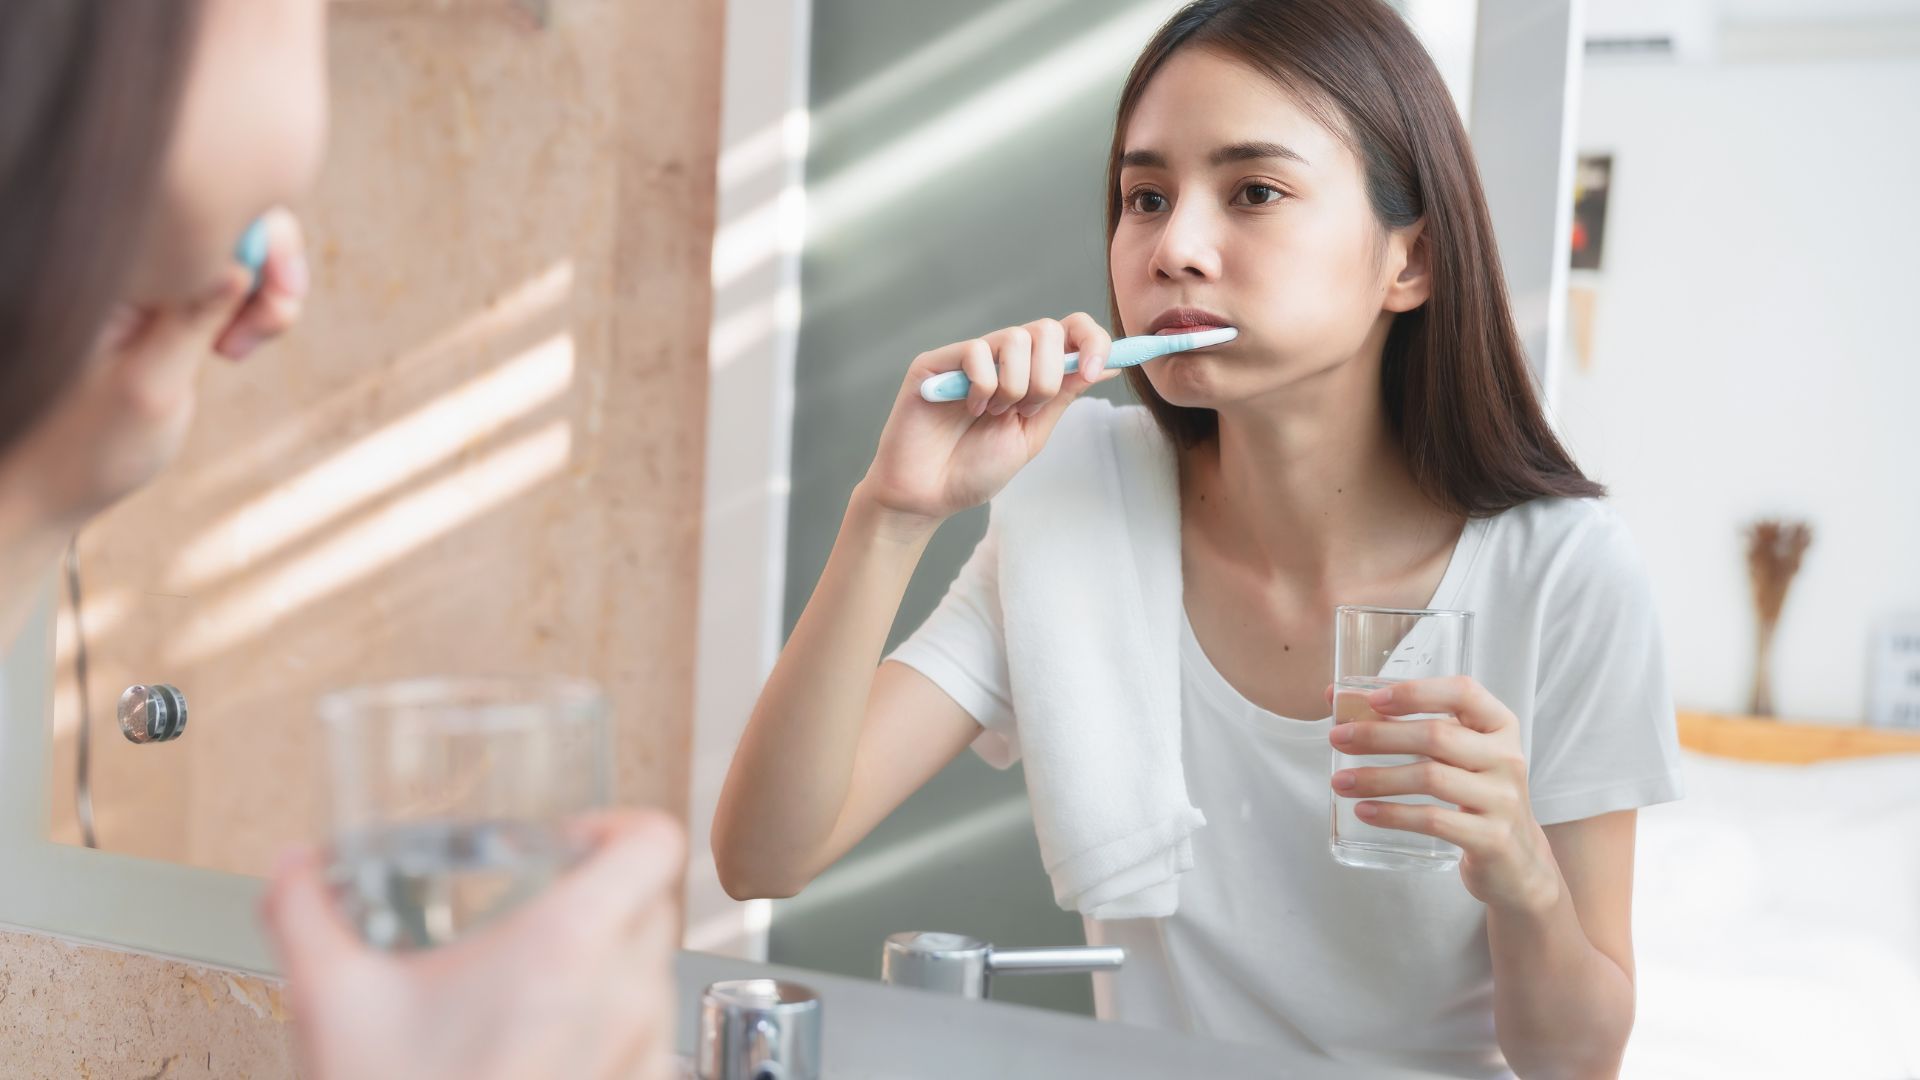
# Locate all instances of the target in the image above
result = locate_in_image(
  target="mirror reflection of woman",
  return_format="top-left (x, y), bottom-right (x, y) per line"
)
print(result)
top-left (1, 4), bottom-right (682, 1078)
top-left (718, 1), bottom-right (1682, 1075)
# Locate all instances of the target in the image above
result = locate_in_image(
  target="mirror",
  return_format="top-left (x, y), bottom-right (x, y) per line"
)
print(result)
top-left (756, 0), bottom-right (1920, 1075)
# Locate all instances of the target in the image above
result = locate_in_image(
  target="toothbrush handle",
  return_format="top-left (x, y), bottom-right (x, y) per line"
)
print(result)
top-left (235, 216), bottom-right (271, 290)
top-left (913, 329), bottom-right (1232, 404)
top-left (920, 353), bottom-right (1084, 404)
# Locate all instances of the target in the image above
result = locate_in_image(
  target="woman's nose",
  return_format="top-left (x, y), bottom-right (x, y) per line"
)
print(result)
top-left (1150, 203), bottom-right (1224, 282)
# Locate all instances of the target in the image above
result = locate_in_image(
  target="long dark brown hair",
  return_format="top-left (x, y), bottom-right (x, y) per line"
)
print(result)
top-left (0, 1), bottom-right (203, 455)
top-left (1107, 0), bottom-right (1602, 517)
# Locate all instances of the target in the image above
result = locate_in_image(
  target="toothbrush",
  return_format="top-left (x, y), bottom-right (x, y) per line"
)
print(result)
top-left (234, 216), bottom-right (270, 289)
top-left (917, 326), bottom-right (1239, 403)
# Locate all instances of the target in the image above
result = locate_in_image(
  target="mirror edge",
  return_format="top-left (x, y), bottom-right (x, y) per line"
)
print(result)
top-left (0, 577), bottom-right (275, 977)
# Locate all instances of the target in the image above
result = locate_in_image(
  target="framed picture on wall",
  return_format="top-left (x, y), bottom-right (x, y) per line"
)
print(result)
top-left (1571, 154), bottom-right (1612, 271)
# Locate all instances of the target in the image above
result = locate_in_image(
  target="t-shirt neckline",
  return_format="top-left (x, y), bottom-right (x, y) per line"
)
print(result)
top-left (1178, 514), bottom-right (1495, 740)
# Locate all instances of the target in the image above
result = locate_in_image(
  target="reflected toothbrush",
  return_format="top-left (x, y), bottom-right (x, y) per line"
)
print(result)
top-left (234, 216), bottom-right (270, 290)
top-left (917, 326), bottom-right (1239, 403)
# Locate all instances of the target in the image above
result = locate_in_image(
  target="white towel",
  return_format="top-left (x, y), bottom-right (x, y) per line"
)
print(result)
top-left (991, 398), bottom-right (1205, 919)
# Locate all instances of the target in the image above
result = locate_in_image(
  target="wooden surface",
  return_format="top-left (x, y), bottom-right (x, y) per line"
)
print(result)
top-left (1677, 710), bottom-right (1920, 764)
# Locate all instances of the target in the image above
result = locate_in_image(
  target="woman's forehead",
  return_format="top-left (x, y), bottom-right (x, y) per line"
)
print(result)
top-left (1121, 47), bottom-right (1349, 170)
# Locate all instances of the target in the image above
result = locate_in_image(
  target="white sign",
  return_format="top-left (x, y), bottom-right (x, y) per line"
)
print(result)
top-left (1868, 615), bottom-right (1920, 730)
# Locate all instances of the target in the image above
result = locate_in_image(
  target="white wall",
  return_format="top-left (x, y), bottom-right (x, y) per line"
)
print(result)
top-left (1557, 56), bottom-right (1920, 721)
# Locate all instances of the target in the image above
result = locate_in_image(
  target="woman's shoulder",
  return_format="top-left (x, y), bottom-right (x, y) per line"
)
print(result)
top-left (1479, 497), bottom-right (1651, 598)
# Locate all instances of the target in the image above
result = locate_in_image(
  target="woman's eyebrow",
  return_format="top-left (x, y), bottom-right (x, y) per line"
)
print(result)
top-left (1211, 140), bottom-right (1309, 167)
top-left (1119, 141), bottom-right (1310, 170)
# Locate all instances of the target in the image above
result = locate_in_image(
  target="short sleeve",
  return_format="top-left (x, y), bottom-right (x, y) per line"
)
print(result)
top-left (886, 524), bottom-right (1022, 767)
top-left (1527, 508), bottom-right (1687, 825)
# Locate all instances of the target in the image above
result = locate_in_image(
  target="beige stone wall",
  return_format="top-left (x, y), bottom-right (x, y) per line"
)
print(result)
top-left (10, 0), bottom-right (722, 1073)
top-left (0, 931), bottom-right (297, 1079)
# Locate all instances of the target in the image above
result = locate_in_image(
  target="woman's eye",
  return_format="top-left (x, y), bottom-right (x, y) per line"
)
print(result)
top-left (1127, 190), bottom-right (1168, 213)
top-left (1237, 184), bottom-right (1285, 206)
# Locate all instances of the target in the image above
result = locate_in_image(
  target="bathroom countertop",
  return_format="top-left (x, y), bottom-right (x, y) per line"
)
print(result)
top-left (676, 951), bottom-right (1445, 1079)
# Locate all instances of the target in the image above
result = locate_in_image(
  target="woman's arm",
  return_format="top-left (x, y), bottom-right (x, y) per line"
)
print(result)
top-left (714, 315), bottom-right (1114, 899)
top-left (711, 490), bottom-right (982, 899)
top-left (1486, 811), bottom-right (1637, 1079)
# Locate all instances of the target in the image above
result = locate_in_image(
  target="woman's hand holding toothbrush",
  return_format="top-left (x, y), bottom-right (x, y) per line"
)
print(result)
top-left (857, 312), bottom-right (1116, 534)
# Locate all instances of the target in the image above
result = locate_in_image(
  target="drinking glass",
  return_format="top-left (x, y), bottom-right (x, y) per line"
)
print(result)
top-left (1331, 606), bottom-right (1473, 871)
top-left (319, 677), bottom-right (609, 950)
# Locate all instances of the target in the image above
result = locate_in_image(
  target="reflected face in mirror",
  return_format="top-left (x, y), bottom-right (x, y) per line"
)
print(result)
top-left (1109, 47), bottom-right (1427, 411)
top-left (5, 0), bottom-right (334, 536)
top-left (133, 0), bottom-right (330, 307)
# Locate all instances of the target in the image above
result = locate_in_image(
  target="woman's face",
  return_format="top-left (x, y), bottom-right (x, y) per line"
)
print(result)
top-left (2, 0), bottom-right (330, 527)
top-left (1109, 47), bottom-right (1426, 411)
top-left (131, 0), bottom-right (330, 304)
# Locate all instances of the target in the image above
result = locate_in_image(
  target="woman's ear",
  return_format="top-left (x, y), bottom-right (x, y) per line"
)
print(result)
top-left (1382, 220), bottom-right (1431, 314)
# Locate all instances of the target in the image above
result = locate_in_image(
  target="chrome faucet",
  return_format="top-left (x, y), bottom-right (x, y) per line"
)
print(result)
top-left (881, 931), bottom-right (1124, 999)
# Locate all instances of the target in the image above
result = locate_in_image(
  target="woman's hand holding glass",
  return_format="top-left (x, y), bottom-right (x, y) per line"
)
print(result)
top-left (1330, 676), bottom-right (1562, 914)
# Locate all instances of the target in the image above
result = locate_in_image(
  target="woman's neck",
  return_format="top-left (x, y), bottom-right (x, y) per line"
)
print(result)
top-left (1181, 346), bottom-right (1460, 595)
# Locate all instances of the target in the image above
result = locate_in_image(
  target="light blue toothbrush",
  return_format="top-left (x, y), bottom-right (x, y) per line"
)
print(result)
top-left (917, 326), bottom-right (1239, 403)
top-left (235, 216), bottom-right (270, 289)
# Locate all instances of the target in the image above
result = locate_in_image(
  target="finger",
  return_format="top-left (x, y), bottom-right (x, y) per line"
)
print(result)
top-left (215, 288), bottom-right (304, 360)
top-left (1331, 717), bottom-right (1501, 770)
top-left (595, 904), bottom-right (679, 1080)
top-left (216, 208), bottom-right (309, 359)
top-left (956, 339), bottom-right (997, 417)
top-left (1059, 311), bottom-right (1113, 385)
top-left (259, 846), bottom-right (368, 988)
top-left (988, 326), bottom-right (1030, 416)
top-left (1017, 318), bottom-right (1064, 418)
top-left (599, 996), bottom-right (672, 1080)
top-left (111, 268), bottom-right (253, 410)
top-left (1366, 676), bottom-right (1509, 733)
top-left (1022, 314), bottom-right (1114, 441)
top-left (534, 810), bottom-right (686, 942)
top-left (1334, 759), bottom-right (1507, 811)
top-left (1354, 801), bottom-right (1489, 848)
top-left (600, 984), bottom-right (675, 1080)
top-left (130, 267), bottom-right (252, 355)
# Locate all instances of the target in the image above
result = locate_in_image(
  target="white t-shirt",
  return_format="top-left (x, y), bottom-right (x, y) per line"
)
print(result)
top-left (890, 482), bottom-right (1685, 1077)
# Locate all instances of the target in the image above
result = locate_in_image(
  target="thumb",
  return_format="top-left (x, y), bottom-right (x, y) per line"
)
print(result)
top-left (260, 845), bottom-right (367, 989)
top-left (137, 267), bottom-right (253, 351)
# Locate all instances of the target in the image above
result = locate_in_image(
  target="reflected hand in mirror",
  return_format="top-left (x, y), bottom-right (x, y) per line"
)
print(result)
top-left (263, 810), bottom-right (686, 1080)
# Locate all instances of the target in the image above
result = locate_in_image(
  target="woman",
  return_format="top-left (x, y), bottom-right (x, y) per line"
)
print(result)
top-left (0, 3), bottom-right (682, 1078)
top-left (715, 1), bottom-right (1682, 1076)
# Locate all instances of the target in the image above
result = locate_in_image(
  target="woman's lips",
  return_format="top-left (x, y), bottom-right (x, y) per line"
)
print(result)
top-left (1147, 306), bottom-right (1232, 335)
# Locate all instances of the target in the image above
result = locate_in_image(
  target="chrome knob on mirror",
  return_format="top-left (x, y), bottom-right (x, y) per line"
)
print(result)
top-left (117, 684), bottom-right (187, 744)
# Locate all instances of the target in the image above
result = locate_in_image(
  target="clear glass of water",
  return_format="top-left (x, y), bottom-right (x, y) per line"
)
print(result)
top-left (319, 677), bottom-right (609, 950)
top-left (1331, 606), bottom-right (1473, 872)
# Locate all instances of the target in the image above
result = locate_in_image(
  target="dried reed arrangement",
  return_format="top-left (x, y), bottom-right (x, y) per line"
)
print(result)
top-left (1746, 519), bottom-right (1813, 717)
